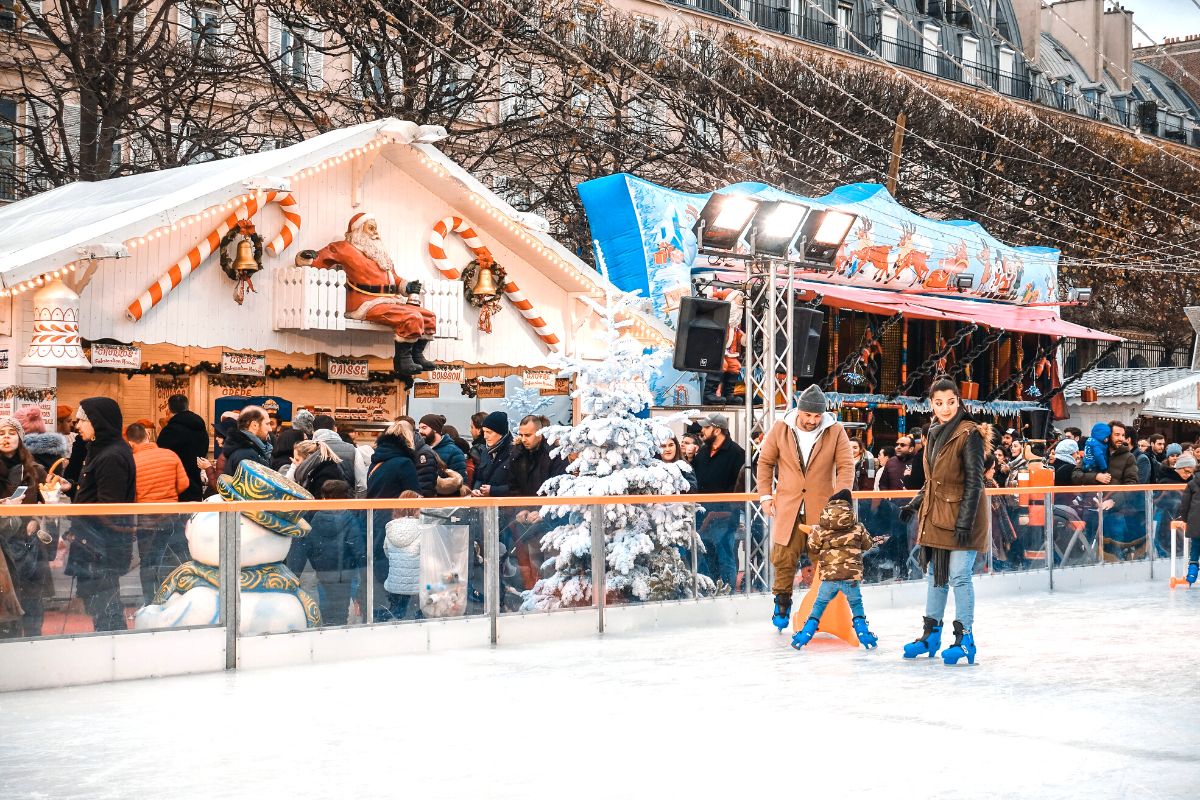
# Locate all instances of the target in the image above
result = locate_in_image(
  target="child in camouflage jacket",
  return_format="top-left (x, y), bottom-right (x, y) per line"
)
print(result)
top-left (791, 489), bottom-right (886, 650)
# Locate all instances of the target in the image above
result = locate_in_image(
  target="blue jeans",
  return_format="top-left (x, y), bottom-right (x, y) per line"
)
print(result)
top-left (1190, 538), bottom-right (1199, 562)
top-left (925, 550), bottom-right (977, 628)
top-left (809, 579), bottom-right (866, 621)
top-left (698, 504), bottom-right (739, 591)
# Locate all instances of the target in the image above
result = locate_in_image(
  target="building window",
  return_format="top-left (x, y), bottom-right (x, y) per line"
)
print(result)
top-left (0, 0), bottom-right (15, 31)
top-left (998, 47), bottom-right (1015, 95)
top-left (190, 3), bottom-right (222, 48)
top-left (880, 11), bottom-right (898, 62)
top-left (835, 4), bottom-right (851, 50)
top-left (962, 36), bottom-right (979, 84)
top-left (922, 24), bottom-right (940, 74)
top-left (0, 100), bottom-right (14, 201)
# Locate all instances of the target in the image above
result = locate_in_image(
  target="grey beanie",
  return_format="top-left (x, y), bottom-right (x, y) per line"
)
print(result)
top-left (796, 384), bottom-right (828, 414)
top-left (292, 409), bottom-right (315, 435)
top-left (1175, 453), bottom-right (1197, 470)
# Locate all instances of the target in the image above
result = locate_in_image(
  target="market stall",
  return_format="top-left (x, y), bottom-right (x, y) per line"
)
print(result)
top-left (0, 119), bottom-right (669, 433)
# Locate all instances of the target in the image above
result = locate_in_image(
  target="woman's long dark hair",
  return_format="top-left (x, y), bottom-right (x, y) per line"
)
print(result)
top-left (927, 375), bottom-right (959, 399)
top-left (0, 423), bottom-right (39, 496)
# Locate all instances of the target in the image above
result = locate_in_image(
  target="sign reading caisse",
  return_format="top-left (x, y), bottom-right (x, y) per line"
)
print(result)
top-left (327, 358), bottom-right (369, 381)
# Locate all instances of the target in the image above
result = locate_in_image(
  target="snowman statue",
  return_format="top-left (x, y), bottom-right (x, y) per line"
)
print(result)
top-left (134, 461), bottom-right (321, 634)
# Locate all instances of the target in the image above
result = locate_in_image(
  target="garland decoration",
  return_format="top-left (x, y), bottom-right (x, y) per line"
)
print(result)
top-left (94, 360), bottom-right (415, 388)
top-left (0, 386), bottom-right (57, 402)
top-left (461, 258), bottom-right (507, 334)
top-left (208, 374), bottom-right (266, 390)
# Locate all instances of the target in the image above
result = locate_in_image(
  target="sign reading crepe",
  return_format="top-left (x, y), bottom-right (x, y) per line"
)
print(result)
top-left (90, 343), bottom-right (142, 370)
top-left (222, 351), bottom-right (266, 376)
top-left (327, 358), bottom-right (369, 381)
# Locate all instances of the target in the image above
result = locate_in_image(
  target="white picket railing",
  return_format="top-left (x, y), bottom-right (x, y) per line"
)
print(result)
top-left (273, 266), bottom-right (462, 339)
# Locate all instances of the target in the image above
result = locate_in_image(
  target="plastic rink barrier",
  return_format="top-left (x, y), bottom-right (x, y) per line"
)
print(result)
top-left (792, 575), bottom-right (859, 647)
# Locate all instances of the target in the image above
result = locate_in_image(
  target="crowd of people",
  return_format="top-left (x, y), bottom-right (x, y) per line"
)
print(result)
top-left (0, 395), bottom-right (572, 637)
top-left (3, 389), bottom-right (1199, 641)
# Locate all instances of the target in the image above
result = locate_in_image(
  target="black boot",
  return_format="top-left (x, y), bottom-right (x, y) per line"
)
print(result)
top-left (721, 371), bottom-right (739, 405)
top-left (702, 373), bottom-right (726, 405)
top-left (410, 338), bottom-right (437, 371)
top-left (902, 616), bottom-right (943, 659)
top-left (392, 342), bottom-right (422, 376)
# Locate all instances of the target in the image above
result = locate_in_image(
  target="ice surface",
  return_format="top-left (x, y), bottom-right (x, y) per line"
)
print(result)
top-left (1, 580), bottom-right (1197, 799)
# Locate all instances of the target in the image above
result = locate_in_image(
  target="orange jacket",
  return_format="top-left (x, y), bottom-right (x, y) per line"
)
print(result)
top-left (130, 441), bottom-right (189, 503)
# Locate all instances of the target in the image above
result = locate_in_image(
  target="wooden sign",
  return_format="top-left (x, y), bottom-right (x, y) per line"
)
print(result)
top-left (522, 369), bottom-right (556, 391)
top-left (429, 365), bottom-right (465, 383)
top-left (221, 351), bottom-right (266, 376)
top-left (327, 357), bottom-right (369, 381)
top-left (476, 380), bottom-right (505, 399)
top-left (544, 377), bottom-right (571, 396)
top-left (413, 382), bottom-right (440, 399)
top-left (90, 343), bottom-right (142, 370)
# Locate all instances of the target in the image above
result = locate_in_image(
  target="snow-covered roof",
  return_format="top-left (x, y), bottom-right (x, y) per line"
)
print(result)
top-left (0, 117), bottom-right (673, 346)
top-left (1063, 367), bottom-right (1199, 400)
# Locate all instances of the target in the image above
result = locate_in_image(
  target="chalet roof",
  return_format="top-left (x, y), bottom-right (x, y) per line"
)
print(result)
top-left (1063, 367), bottom-right (1199, 400)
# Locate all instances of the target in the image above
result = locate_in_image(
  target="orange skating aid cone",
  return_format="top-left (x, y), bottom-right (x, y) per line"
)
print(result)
top-left (791, 575), bottom-right (859, 647)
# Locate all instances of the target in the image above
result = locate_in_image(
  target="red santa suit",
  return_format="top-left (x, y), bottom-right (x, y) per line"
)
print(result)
top-left (314, 215), bottom-right (437, 342)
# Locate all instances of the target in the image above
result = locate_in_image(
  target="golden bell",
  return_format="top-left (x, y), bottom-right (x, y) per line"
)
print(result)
top-left (233, 238), bottom-right (259, 273)
top-left (472, 265), bottom-right (498, 296)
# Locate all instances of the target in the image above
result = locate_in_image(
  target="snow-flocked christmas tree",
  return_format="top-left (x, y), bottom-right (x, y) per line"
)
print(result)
top-left (521, 289), bottom-right (716, 610)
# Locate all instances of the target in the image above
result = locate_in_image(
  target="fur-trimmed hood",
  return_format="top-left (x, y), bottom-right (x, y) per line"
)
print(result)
top-left (24, 431), bottom-right (69, 459)
top-left (976, 422), bottom-right (994, 450)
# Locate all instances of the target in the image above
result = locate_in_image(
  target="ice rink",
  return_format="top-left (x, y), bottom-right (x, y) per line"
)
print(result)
top-left (2, 579), bottom-right (1197, 799)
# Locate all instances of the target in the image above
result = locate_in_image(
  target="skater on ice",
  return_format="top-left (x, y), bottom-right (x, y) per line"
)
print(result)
top-left (790, 489), bottom-right (884, 650)
top-left (898, 376), bottom-right (991, 665)
top-left (1175, 458), bottom-right (1200, 586)
top-left (755, 384), bottom-right (854, 632)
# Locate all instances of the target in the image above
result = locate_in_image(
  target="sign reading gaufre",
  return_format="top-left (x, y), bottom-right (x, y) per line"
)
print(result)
top-left (90, 343), bottom-right (142, 370)
top-left (327, 358), bottom-right (369, 381)
top-left (221, 351), bottom-right (266, 376)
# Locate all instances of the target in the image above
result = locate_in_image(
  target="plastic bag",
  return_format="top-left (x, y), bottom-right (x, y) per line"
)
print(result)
top-left (419, 523), bottom-right (470, 617)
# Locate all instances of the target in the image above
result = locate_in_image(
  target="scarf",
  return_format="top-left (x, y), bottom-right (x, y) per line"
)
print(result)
top-left (154, 560), bottom-right (321, 627)
top-left (244, 430), bottom-right (274, 461)
top-left (292, 451), bottom-right (325, 489)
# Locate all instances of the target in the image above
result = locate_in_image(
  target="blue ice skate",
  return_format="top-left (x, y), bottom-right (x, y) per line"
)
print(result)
top-left (852, 616), bottom-right (878, 649)
top-left (1188, 562), bottom-right (1198, 586)
top-left (942, 621), bottom-right (976, 666)
top-left (790, 617), bottom-right (819, 650)
top-left (902, 616), bottom-right (942, 659)
top-left (771, 594), bottom-right (793, 632)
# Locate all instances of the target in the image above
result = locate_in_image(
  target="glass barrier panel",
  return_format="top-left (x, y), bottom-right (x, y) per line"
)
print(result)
top-left (497, 502), bottom-right (588, 614)
top-left (0, 508), bottom-right (227, 640)
top-left (279, 505), bottom-right (369, 628)
top-left (369, 502), bottom-right (482, 625)
top-left (856, 496), bottom-right (915, 584)
top-left (1152, 486), bottom-right (1186, 563)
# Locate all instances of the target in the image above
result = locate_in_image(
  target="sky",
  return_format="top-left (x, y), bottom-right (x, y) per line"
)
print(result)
top-left (1112, 0), bottom-right (1200, 46)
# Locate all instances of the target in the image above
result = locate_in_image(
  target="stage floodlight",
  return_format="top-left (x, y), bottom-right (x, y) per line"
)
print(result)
top-left (752, 201), bottom-right (810, 258)
top-left (798, 209), bottom-right (857, 265)
top-left (694, 193), bottom-right (760, 253)
top-left (954, 273), bottom-right (975, 291)
top-left (1069, 287), bottom-right (1092, 304)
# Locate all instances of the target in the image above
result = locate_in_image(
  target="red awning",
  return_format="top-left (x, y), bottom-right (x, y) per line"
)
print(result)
top-left (794, 279), bottom-right (1120, 341)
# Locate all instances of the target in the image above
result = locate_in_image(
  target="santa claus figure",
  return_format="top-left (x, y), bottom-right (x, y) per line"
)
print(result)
top-left (314, 213), bottom-right (438, 375)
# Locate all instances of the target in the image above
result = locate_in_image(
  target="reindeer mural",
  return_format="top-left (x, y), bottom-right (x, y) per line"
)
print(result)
top-left (890, 222), bottom-right (930, 285)
top-left (852, 219), bottom-right (893, 282)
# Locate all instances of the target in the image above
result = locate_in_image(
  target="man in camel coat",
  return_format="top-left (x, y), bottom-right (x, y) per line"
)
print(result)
top-left (756, 384), bottom-right (854, 630)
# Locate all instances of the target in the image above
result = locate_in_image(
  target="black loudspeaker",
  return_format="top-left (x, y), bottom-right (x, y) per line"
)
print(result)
top-left (782, 307), bottom-right (825, 379)
top-left (1138, 100), bottom-right (1158, 134)
top-left (1022, 408), bottom-right (1051, 441)
top-left (673, 296), bottom-right (731, 374)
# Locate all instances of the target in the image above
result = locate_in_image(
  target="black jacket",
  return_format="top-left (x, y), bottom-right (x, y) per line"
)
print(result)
top-left (472, 434), bottom-right (514, 495)
top-left (1053, 459), bottom-right (1077, 487)
top-left (1177, 472), bottom-right (1200, 540)
top-left (221, 428), bottom-right (271, 476)
top-left (156, 409), bottom-right (209, 501)
top-left (294, 455), bottom-right (345, 498)
top-left (509, 439), bottom-right (567, 498)
top-left (692, 435), bottom-right (746, 494)
top-left (413, 440), bottom-right (440, 498)
top-left (67, 397), bottom-right (136, 578)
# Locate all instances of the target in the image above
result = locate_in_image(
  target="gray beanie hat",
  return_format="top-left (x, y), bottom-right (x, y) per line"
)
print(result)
top-left (796, 384), bottom-right (828, 414)
top-left (292, 409), bottom-right (315, 435)
top-left (1175, 453), bottom-right (1197, 470)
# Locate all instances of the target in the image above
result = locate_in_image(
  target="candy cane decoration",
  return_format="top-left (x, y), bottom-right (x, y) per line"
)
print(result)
top-left (125, 191), bottom-right (301, 322)
top-left (428, 216), bottom-right (561, 349)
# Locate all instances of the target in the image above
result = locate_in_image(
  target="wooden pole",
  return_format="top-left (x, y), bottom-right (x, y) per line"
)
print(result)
top-left (886, 111), bottom-right (907, 195)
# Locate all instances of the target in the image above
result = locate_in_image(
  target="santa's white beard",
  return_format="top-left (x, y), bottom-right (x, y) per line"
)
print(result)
top-left (346, 230), bottom-right (395, 274)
